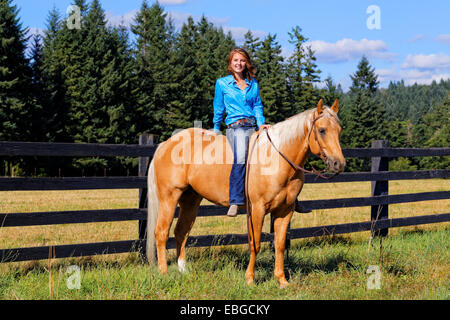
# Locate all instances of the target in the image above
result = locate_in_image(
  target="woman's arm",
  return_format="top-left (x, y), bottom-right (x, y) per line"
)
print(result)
top-left (213, 80), bottom-right (225, 133)
top-left (253, 80), bottom-right (265, 128)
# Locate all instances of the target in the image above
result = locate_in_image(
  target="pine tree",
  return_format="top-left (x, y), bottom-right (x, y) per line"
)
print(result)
top-left (301, 46), bottom-right (321, 107)
top-left (320, 76), bottom-right (343, 107)
top-left (28, 34), bottom-right (46, 142)
top-left (286, 26), bottom-right (321, 113)
top-left (341, 56), bottom-right (387, 171)
top-left (256, 33), bottom-right (291, 123)
top-left (167, 15), bottom-right (234, 137)
top-left (243, 30), bottom-right (261, 71)
top-left (40, 6), bottom-right (76, 146)
top-left (0, 0), bottom-right (34, 141)
top-left (418, 94), bottom-right (450, 169)
top-left (131, 0), bottom-right (176, 139)
top-left (167, 16), bottom-right (198, 132)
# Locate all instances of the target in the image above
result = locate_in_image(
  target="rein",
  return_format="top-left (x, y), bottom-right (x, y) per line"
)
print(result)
top-left (263, 114), bottom-right (339, 181)
top-left (244, 112), bottom-right (339, 254)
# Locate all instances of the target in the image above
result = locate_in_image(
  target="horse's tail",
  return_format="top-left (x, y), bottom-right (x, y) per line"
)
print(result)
top-left (146, 156), bottom-right (159, 264)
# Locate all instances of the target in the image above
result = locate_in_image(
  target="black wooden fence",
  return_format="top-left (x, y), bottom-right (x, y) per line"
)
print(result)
top-left (0, 135), bottom-right (449, 263)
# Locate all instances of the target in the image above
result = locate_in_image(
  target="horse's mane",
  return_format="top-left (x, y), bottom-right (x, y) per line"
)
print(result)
top-left (259, 106), bottom-right (339, 149)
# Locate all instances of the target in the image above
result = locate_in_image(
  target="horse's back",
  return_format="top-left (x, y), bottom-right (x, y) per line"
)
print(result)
top-left (153, 128), bottom-right (232, 206)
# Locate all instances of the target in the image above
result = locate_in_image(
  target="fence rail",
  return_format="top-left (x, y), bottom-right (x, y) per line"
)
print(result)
top-left (1, 137), bottom-right (449, 263)
top-left (0, 170), bottom-right (448, 191)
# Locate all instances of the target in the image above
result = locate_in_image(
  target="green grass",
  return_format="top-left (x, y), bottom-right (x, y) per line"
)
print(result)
top-left (0, 179), bottom-right (448, 299)
top-left (0, 228), bottom-right (448, 300)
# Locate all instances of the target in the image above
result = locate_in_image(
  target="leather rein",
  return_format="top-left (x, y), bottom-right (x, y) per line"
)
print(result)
top-left (244, 112), bottom-right (339, 254)
top-left (264, 112), bottom-right (340, 181)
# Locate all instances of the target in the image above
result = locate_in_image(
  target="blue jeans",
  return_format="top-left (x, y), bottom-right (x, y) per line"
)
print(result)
top-left (226, 122), bottom-right (257, 205)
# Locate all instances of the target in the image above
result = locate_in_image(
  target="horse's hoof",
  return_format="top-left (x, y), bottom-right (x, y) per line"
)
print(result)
top-left (158, 266), bottom-right (168, 275)
top-left (279, 280), bottom-right (290, 289)
top-left (245, 274), bottom-right (255, 286)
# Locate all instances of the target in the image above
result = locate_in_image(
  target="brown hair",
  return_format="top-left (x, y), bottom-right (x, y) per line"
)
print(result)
top-left (227, 47), bottom-right (257, 81)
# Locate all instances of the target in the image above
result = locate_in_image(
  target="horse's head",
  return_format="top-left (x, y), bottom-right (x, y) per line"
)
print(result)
top-left (308, 99), bottom-right (346, 173)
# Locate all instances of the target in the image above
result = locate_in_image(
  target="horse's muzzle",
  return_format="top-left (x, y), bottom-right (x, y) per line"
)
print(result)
top-left (326, 156), bottom-right (346, 173)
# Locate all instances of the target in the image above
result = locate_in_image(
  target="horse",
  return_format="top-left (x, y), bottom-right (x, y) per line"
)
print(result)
top-left (146, 99), bottom-right (345, 287)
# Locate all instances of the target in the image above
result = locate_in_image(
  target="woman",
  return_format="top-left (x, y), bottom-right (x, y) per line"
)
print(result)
top-left (211, 47), bottom-right (271, 217)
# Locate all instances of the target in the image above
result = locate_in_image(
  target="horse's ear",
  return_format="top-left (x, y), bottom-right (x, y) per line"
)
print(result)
top-left (331, 99), bottom-right (339, 113)
top-left (317, 99), bottom-right (324, 115)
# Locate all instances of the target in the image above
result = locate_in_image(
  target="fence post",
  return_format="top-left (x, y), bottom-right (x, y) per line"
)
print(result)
top-left (371, 140), bottom-right (389, 237)
top-left (138, 133), bottom-right (155, 260)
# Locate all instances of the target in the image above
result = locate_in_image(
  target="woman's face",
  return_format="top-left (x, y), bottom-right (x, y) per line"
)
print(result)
top-left (230, 53), bottom-right (247, 75)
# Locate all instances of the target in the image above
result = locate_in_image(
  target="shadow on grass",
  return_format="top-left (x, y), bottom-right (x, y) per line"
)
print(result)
top-left (183, 236), bottom-right (359, 285)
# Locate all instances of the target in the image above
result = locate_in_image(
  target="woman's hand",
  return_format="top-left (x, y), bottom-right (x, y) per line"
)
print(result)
top-left (259, 124), bottom-right (272, 131)
top-left (200, 129), bottom-right (219, 136)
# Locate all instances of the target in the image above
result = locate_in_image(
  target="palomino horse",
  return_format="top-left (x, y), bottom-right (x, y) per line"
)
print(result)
top-left (146, 99), bottom-right (345, 287)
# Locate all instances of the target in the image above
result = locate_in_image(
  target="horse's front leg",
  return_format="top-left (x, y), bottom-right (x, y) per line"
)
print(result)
top-left (245, 204), bottom-right (266, 286)
top-left (272, 207), bottom-right (294, 288)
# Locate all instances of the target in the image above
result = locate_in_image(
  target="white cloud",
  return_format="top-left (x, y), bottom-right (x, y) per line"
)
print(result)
top-left (408, 34), bottom-right (425, 43)
top-left (377, 68), bottom-right (450, 86)
top-left (307, 38), bottom-right (396, 63)
top-left (105, 10), bottom-right (138, 28)
top-left (159, 0), bottom-right (189, 4)
top-left (435, 34), bottom-right (450, 45)
top-left (166, 11), bottom-right (266, 44)
top-left (105, 9), bottom-right (266, 45)
top-left (222, 26), bottom-right (267, 44)
top-left (401, 53), bottom-right (450, 70)
top-left (377, 51), bottom-right (450, 86)
top-left (27, 27), bottom-right (45, 38)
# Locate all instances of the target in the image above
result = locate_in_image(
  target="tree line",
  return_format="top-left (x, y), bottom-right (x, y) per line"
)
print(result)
top-left (1, 0), bottom-right (448, 176)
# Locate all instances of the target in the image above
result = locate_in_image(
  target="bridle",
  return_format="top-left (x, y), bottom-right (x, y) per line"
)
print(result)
top-left (244, 111), bottom-right (340, 253)
top-left (263, 111), bottom-right (339, 180)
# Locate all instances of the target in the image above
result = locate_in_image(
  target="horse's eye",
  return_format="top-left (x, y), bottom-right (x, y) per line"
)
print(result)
top-left (319, 128), bottom-right (326, 135)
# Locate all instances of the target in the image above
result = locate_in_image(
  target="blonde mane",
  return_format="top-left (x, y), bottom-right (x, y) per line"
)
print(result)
top-left (258, 107), bottom-right (339, 149)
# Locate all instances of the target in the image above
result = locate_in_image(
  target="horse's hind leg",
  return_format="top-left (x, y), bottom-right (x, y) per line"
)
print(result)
top-left (174, 188), bottom-right (202, 273)
top-left (155, 187), bottom-right (184, 274)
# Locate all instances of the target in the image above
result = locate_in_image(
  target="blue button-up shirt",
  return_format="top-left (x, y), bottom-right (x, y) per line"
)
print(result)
top-left (213, 74), bottom-right (265, 132)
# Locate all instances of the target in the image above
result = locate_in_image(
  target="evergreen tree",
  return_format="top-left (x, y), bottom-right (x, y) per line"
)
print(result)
top-left (286, 26), bottom-right (321, 113)
top-left (341, 56), bottom-right (387, 171)
top-left (243, 30), bottom-right (261, 70)
top-left (40, 6), bottom-right (70, 143)
top-left (418, 94), bottom-right (450, 170)
top-left (167, 15), bottom-right (234, 138)
top-left (194, 16), bottom-right (233, 128)
top-left (320, 76), bottom-right (343, 107)
top-left (0, 0), bottom-right (37, 175)
top-left (167, 16), bottom-right (198, 132)
top-left (131, 0), bottom-right (176, 139)
top-left (0, 0), bottom-right (34, 141)
top-left (28, 34), bottom-right (46, 142)
top-left (255, 33), bottom-right (291, 123)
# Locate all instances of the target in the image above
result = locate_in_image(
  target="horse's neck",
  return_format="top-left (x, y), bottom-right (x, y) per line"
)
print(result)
top-left (277, 130), bottom-right (311, 169)
top-left (270, 110), bottom-right (313, 168)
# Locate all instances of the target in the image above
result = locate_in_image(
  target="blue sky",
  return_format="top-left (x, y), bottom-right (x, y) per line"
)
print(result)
top-left (14, 0), bottom-right (450, 90)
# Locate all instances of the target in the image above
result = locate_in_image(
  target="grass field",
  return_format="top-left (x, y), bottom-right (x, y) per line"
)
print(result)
top-left (0, 179), bottom-right (449, 300)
